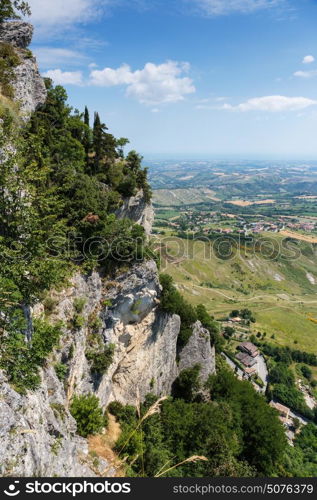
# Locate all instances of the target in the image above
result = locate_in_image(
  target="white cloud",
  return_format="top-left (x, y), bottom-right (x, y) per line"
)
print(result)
top-left (90, 64), bottom-right (134, 86)
top-left (28, 0), bottom-right (105, 26)
top-left (294, 70), bottom-right (317, 79)
top-left (303, 55), bottom-right (315, 64)
top-left (33, 47), bottom-right (87, 67)
top-left (191, 0), bottom-right (283, 16)
top-left (42, 69), bottom-right (84, 85)
top-left (221, 95), bottom-right (317, 112)
top-left (89, 61), bottom-right (195, 105)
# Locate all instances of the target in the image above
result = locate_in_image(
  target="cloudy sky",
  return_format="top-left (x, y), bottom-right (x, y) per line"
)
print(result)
top-left (27, 0), bottom-right (317, 158)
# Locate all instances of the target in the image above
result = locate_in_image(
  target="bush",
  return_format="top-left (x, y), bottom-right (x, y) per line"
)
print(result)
top-left (300, 365), bottom-right (312, 381)
top-left (43, 296), bottom-right (57, 315)
top-left (54, 362), bottom-right (68, 381)
top-left (86, 343), bottom-right (115, 376)
top-left (108, 401), bottom-right (137, 425)
top-left (0, 319), bottom-right (62, 393)
top-left (70, 394), bottom-right (107, 437)
top-left (0, 42), bottom-right (20, 98)
top-left (272, 384), bottom-right (313, 420)
top-left (159, 274), bottom-right (197, 348)
top-left (72, 314), bottom-right (85, 330)
top-left (74, 297), bottom-right (86, 313)
top-left (172, 365), bottom-right (201, 402)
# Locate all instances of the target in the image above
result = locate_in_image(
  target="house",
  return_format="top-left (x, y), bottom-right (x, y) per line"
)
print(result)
top-left (244, 366), bottom-right (257, 376)
top-left (238, 342), bottom-right (259, 358)
top-left (230, 317), bottom-right (242, 323)
top-left (236, 351), bottom-right (257, 367)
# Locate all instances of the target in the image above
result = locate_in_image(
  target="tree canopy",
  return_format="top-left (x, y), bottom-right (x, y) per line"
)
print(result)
top-left (0, 1), bottom-right (31, 22)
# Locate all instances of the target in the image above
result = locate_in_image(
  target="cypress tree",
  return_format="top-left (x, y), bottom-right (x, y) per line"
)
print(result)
top-left (83, 106), bottom-right (90, 168)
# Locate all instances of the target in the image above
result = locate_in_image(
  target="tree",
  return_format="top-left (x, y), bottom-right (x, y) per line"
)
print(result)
top-left (172, 365), bottom-right (201, 402)
top-left (83, 106), bottom-right (91, 164)
top-left (300, 365), bottom-right (312, 381)
top-left (224, 326), bottom-right (235, 339)
top-left (0, 1), bottom-right (31, 22)
top-left (116, 137), bottom-right (129, 159)
top-left (70, 394), bottom-right (107, 437)
top-left (93, 112), bottom-right (106, 173)
top-left (125, 150), bottom-right (143, 174)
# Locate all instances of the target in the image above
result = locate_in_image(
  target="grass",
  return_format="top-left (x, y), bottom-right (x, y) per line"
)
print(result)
top-left (156, 234), bottom-right (317, 353)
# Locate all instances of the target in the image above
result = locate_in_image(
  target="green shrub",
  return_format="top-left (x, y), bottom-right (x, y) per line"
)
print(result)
top-left (108, 401), bottom-right (137, 425)
top-left (74, 297), bottom-right (86, 313)
top-left (0, 42), bottom-right (20, 98)
top-left (43, 296), bottom-right (57, 315)
top-left (0, 319), bottom-right (62, 393)
top-left (72, 314), bottom-right (85, 330)
top-left (89, 313), bottom-right (102, 332)
top-left (159, 274), bottom-right (197, 348)
top-left (54, 362), bottom-right (68, 381)
top-left (172, 365), bottom-right (201, 402)
top-left (86, 343), bottom-right (115, 376)
top-left (70, 394), bottom-right (108, 437)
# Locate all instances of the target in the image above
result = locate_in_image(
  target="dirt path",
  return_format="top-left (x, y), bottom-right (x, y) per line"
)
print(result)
top-left (88, 414), bottom-right (124, 476)
top-left (190, 284), bottom-right (317, 306)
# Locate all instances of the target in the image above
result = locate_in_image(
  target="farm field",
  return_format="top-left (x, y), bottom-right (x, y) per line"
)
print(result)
top-left (155, 233), bottom-right (317, 353)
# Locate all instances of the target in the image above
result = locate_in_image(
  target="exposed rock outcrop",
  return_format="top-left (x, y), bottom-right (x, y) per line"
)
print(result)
top-left (115, 189), bottom-right (154, 235)
top-left (178, 321), bottom-right (216, 392)
top-left (0, 21), bottom-right (47, 114)
top-left (0, 22), bottom-right (33, 48)
top-left (0, 260), bottom-right (216, 476)
top-left (0, 372), bottom-right (110, 477)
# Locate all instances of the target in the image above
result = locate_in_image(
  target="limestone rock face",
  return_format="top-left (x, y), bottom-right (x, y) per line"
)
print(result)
top-left (0, 22), bottom-right (33, 48)
top-left (178, 321), bottom-right (216, 384)
top-left (13, 54), bottom-right (47, 113)
top-left (0, 260), bottom-right (216, 476)
top-left (0, 21), bottom-right (47, 114)
top-left (115, 189), bottom-right (155, 235)
top-left (0, 371), bottom-right (108, 477)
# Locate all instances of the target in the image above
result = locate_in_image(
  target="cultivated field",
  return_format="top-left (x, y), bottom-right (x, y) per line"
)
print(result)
top-left (155, 233), bottom-right (317, 353)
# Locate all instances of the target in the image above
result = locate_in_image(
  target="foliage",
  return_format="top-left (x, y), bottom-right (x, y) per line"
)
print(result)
top-left (283, 423), bottom-right (317, 476)
top-left (0, 80), bottom-right (151, 390)
top-left (113, 367), bottom-right (287, 477)
top-left (172, 365), bottom-right (201, 402)
top-left (73, 297), bottom-right (86, 313)
top-left (0, 319), bottom-right (62, 393)
top-left (159, 275), bottom-right (223, 351)
top-left (70, 394), bottom-right (107, 438)
top-left (261, 343), bottom-right (317, 366)
top-left (269, 363), bottom-right (295, 386)
top-left (207, 369), bottom-right (287, 475)
top-left (196, 303), bottom-right (223, 350)
top-left (159, 273), bottom-right (197, 348)
top-left (86, 342), bottom-right (115, 377)
top-left (0, 1), bottom-right (31, 23)
top-left (54, 362), bottom-right (68, 382)
top-left (272, 384), bottom-right (313, 420)
top-left (300, 365), bottom-right (312, 381)
top-left (0, 42), bottom-right (20, 98)
top-left (268, 362), bottom-right (313, 419)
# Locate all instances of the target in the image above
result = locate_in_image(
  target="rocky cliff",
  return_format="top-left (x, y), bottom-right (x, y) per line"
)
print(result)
top-left (0, 22), bottom-right (215, 477)
top-left (115, 189), bottom-right (155, 236)
top-left (0, 21), bottom-right (47, 114)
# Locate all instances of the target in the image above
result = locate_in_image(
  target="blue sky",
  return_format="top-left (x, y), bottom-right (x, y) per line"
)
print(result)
top-left (27, 0), bottom-right (317, 158)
